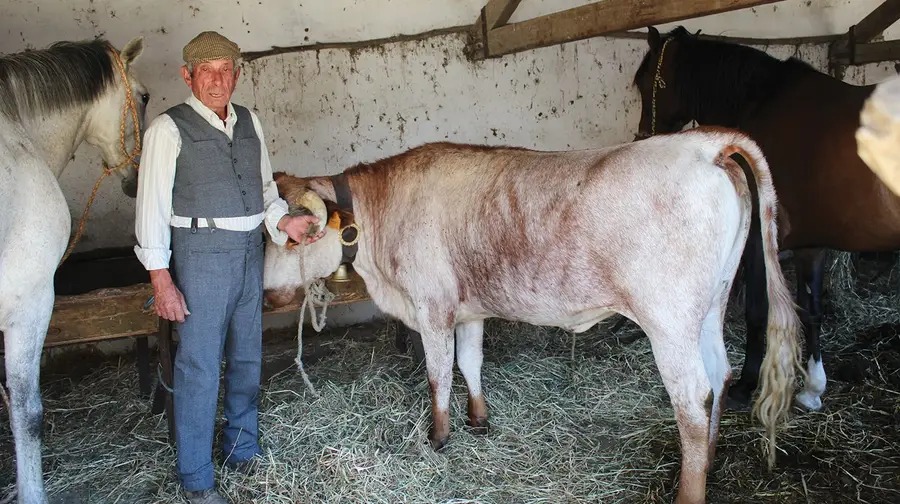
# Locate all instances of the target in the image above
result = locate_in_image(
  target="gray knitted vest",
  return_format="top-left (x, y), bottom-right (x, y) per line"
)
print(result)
top-left (165, 103), bottom-right (265, 218)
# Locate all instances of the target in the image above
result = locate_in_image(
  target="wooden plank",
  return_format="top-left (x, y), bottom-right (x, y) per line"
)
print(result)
top-left (830, 0), bottom-right (900, 65)
top-left (483, 0), bottom-right (785, 58)
top-left (264, 270), bottom-right (371, 316)
top-left (470, 1), bottom-right (524, 60)
top-left (40, 270), bottom-right (370, 344)
top-left (831, 39), bottom-right (900, 65)
top-left (44, 284), bottom-right (158, 347)
top-left (484, 0), bottom-right (523, 30)
top-left (853, 0), bottom-right (900, 43)
top-left (0, 269), bottom-right (371, 354)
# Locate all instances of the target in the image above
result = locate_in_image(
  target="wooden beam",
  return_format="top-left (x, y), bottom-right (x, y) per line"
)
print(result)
top-left (262, 270), bottom-right (371, 316)
top-left (481, 0), bottom-right (785, 59)
top-left (831, 39), bottom-right (900, 66)
top-left (484, 0), bottom-right (523, 30)
top-left (852, 0), bottom-right (900, 43)
top-left (831, 0), bottom-right (900, 67)
top-left (41, 284), bottom-right (158, 348)
top-left (469, 1), bottom-right (524, 60)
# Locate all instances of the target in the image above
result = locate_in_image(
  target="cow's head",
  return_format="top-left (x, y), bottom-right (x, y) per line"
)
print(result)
top-left (263, 172), bottom-right (353, 309)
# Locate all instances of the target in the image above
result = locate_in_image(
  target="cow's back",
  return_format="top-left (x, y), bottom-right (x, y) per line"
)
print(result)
top-left (348, 135), bottom-right (748, 331)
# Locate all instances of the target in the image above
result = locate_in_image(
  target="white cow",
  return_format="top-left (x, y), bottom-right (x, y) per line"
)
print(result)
top-left (263, 127), bottom-right (804, 504)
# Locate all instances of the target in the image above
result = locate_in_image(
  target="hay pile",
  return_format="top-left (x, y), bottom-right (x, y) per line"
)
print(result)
top-left (1, 252), bottom-right (899, 503)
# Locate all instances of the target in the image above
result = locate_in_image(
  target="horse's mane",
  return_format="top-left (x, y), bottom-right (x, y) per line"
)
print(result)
top-left (0, 39), bottom-right (117, 121)
top-left (635, 26), bottom-right (819, 125)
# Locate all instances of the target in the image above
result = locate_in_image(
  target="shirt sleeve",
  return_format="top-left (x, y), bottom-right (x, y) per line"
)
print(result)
top-left (250, 110), bottom-right (290, 246)
top-left (133, 114), bottom-right (180, 270)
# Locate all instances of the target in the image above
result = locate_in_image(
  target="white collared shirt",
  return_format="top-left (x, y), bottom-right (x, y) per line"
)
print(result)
top-left (133, 94), bottom-right (290, 270)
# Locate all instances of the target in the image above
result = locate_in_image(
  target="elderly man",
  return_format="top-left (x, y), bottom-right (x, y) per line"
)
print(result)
top-left (134, 31), bottom-right (322, 503)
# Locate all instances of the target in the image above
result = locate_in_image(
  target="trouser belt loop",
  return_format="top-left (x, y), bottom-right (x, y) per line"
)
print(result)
top-left (208, 217), bottom-right (217, 233)
top-left (190, 218), bottom-right (198, 234)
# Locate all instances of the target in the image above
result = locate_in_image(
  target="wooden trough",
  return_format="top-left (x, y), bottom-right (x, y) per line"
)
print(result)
top-left (1, 248), bottom-right (377, 444)
top-left (1, 248), bottom-right (156, 396)
top-left (152, 264), bottom-right (375, 441)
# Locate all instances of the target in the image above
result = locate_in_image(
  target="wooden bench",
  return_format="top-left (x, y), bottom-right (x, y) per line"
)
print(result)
top-left (2, 262), bottom-right (413, 445)
top-left (0, 283), bottom-right (160, 399)
top-left (47, 283), bottom-right (159, 396)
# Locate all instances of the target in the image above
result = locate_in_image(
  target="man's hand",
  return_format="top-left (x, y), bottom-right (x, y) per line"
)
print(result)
top-left (278, 215), bottom-right (325, 245)
top-left (149, 269), bottom-right (190, 322)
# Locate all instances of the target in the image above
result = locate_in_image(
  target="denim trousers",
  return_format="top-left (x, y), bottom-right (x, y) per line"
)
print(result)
top-left (170, 223), bottom-right (265, 491)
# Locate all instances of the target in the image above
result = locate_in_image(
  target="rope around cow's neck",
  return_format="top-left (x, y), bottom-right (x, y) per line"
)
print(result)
top-left (295, 239), bottom-right (335, 398)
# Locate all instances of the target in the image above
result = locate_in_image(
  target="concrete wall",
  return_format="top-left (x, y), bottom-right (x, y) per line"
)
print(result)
top-left (1, 0), bottom-right (895, 253)
top-left (1, 0), bottom-right (898, 343)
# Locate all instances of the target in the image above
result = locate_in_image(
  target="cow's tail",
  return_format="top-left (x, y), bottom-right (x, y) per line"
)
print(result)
top-left (715, 133), bottom-right (805, 469)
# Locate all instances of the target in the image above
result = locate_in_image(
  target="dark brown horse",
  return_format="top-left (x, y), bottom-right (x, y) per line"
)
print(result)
top-left (632, 25), bottom-right (900, 411)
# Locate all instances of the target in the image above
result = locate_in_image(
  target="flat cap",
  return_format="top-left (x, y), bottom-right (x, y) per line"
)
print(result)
top-left (182, 31), bottom-right (241, 65)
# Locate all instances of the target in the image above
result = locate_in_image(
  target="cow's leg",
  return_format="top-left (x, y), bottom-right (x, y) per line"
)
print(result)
top-left (455, 320), bottom-right (488, 433)
top-left (2, 285), bottom-right (53, 504)
top-left (794, 248), bottom-right (827, 411)
top-left (420, 323), bottom-right (456, 450)
top-left (699, 299), bottom-right (732, 465)
top-left (648, 320), bottom-right (717, 504)
top-left (728, 230), bottom-right (767, 409)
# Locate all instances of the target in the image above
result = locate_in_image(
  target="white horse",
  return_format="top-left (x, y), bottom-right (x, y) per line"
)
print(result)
top-left (0, 37), bottom-right (148, 504)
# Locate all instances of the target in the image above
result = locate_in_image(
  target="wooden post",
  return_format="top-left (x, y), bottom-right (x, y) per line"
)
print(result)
top-left (154, 318), bottom-right (176, 445)
top-left (831, 39), bottom-right (900, 66)
top-left (469, 0), bottom-right (524, 59)
top-left (135, 335), bottom-right (151, 398)
top-left (850, 0), bottom-right (900, 44)
top-left (830, 0), bottom-right (900, 68)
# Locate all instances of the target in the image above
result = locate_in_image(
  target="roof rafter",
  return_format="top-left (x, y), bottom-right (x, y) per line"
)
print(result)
top-left (467, 0), bottom-right (785, 60)
top-left (830, 0), bottom-right (900, 67)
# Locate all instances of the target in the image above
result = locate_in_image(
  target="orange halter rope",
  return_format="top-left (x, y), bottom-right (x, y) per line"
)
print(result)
top-left (59, 44), bottom-right (142, 265)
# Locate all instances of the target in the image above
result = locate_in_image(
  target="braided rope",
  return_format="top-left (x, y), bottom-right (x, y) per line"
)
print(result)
top-left (59, 44), bottom-right (142, 265)
top-left (650, 36), bottom-right (673, 137)
top-left (294, 237), bottom-right (336, 398)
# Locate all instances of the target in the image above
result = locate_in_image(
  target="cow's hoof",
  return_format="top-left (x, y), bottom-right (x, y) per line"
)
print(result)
top-left (429, 433), bottom-right (449, 451)
top-left (467, 416), bottom-right (489, 435)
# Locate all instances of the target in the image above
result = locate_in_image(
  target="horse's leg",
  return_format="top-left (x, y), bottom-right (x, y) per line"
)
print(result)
top-left (1, 160), bottom-right (68, 504)
top-left (419, 319), bottom-right (455, 450)
top-left (2, 285), bottom-right (53, 504)
top-left (455, 320), bottom-right (488, 433)
top-left (794, 248), bottom-right (827, 411)
top-left (727, 229), bottom-right (767, 408)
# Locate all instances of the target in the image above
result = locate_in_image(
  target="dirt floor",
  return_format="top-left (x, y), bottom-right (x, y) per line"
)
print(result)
top-left (1, 252), bottom-right (900, 503)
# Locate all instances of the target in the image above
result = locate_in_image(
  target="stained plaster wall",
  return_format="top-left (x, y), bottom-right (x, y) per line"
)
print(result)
top-left (1, 0), bottom-right (898, 344)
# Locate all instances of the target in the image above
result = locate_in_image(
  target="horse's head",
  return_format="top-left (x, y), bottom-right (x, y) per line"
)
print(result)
top-left (84, 37), bottom-right (149, 198)
top-left (632, 26), bottom-right (695, 141)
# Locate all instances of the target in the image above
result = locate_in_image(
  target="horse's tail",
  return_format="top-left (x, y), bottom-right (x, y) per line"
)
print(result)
top-left (715, 133), bottom-right (804, 469)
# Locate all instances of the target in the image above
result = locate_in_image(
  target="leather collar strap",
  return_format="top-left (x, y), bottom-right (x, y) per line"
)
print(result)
top-left (330, 173), bottom-right (358, 264)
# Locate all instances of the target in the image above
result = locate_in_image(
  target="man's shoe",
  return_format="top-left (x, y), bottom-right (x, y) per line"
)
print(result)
top-left (183, 488), bottom-right (229, 504)
top-left (225, 455), bottom-right (262, 476)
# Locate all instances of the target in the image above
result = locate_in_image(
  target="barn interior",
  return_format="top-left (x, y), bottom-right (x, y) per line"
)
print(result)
top-left (2, 1), bottom-right (900, 503)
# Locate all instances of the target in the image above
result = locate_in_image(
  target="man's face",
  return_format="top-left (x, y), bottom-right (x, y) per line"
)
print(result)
top-left (181, 58), bottom-right (240, 114)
